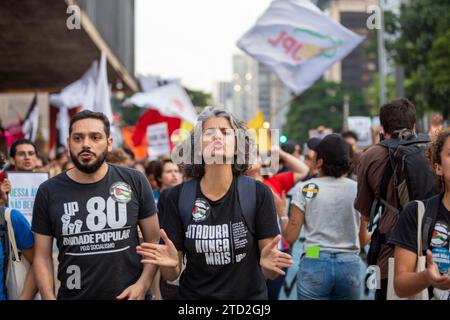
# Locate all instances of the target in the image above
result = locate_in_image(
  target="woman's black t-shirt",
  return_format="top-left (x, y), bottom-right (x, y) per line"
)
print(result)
top-left (161, 176), bottom-right (279, 300)
top-left (390, 200), bottom-right (450, 299)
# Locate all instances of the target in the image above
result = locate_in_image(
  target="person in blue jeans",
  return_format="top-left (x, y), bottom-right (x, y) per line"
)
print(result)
top-left (279, 134), bottom-right (370, 300)
top-left (0, 206), bottom-right (37, 300)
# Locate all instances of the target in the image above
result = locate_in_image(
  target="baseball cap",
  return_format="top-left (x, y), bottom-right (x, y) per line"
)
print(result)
top-left (306, 138), bottom-right (321, 151)
top-left (308, 134), bottom-right (350, 165)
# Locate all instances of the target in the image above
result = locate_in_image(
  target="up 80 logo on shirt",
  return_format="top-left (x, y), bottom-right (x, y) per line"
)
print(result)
top-left (61, 184), bottom-right (133, 257)
top-left (85, 196), bottom-right (128, 231)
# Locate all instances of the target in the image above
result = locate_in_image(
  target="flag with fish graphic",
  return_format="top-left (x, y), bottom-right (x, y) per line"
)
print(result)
top-left (237, 0), bottom-right (365, 94)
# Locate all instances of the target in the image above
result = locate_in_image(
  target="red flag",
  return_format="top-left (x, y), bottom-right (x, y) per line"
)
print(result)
top-left (132, 109), bottom-right (181, 150)
top-left (1, 121), bottom-right (24, 149)
top-left (122, 126), bottom-right (148, 161)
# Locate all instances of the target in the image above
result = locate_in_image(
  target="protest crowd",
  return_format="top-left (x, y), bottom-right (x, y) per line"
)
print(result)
top-left (1, 98), bottom-right (448, 301)
top-left (1, 0), bottom-right (449, 302)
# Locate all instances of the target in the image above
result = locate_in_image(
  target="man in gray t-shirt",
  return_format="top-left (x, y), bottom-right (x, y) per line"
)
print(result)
top-left (32, 111), bottom-right (160, 300)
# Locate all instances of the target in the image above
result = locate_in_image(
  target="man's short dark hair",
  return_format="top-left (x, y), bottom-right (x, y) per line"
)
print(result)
top-left (341, 130), bottom-right (358, 142)
top-left (10, 139), bottom-right (38, 158)
top-left (69, 110), bottom-right (110, 137)
top-left (380, 98), bottom-right (416, 136)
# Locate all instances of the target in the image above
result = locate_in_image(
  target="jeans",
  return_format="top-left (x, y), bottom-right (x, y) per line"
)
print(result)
top-left (297, 251), bottom-right (362, 300)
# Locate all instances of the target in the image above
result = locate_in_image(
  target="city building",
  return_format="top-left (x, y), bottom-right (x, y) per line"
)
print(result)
top-left (318, 0), bottom-right (379, 92)
top-left (232, 54), bottom-right (291, 128)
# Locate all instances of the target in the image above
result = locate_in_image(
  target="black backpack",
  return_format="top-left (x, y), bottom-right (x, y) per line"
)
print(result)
top-left (367, 131), bottom-right (438, 265)
top-left (178, 176), bottom-right (257, 235)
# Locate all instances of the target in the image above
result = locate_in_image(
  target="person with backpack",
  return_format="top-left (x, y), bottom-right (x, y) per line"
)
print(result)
top-left (0, 206), bottom-right (37, 299)
top-left (389, 128), bottom-right (450, 299)
top-left (137, 107), bottom-right (293, 299)
top-left (354, 98), bottom-right (437, 300)
top-left (279, 134), bottom-right (370, 300)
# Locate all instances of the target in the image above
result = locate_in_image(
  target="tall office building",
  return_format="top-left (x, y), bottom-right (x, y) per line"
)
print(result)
top-left (231, 54), bottom-right (259, 122)
top-left (318, 0), bottom-right (379, 92)
top-left (78, 0), bottom-right (135, 75)
top-left (232, 54), bottom-right (291, 127)
top-left (213, 81), bottom-right (233, 111)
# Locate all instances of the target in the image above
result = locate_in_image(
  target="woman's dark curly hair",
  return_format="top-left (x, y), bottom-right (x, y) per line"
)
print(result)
top-left (428, 128), bottom-right (450, 192)
top-left (171, 107), bottom-right (256, 179)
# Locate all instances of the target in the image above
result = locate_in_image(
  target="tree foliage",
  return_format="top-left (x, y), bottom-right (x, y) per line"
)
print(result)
top-left (385, 0), bottom-right (450, 117)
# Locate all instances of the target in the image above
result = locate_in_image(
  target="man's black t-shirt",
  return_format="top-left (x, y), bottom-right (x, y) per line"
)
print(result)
top-left (389, 200), bottom-right (450, 299)
top-left (161, 176), bottom-right (279, 300)
top-left (32, 164), bottom-right (157, 299)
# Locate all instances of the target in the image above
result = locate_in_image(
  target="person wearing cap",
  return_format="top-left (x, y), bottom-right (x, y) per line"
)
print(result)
top-left (279, 134), bottom-right (370, 300)
top-left (302, 138), bottom-right (322, 181)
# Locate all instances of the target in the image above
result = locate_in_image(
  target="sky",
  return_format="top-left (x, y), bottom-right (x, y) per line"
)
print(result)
top-left (135, 0), bottom-right (273, 92)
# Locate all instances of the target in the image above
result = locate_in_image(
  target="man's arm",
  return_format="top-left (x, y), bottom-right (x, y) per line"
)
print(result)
top-left (354, 148), bottom-right (383, 218)
top-left (116, 214), bottom-right (160, 300)
top-left (137, 229), bottom-right (182, 282)
top-left (33, 234), bottom-right (56, 300)
top-left (137, 214), bottom-right (160, 287)
top-left (359, 216), bottom-right (371, 248)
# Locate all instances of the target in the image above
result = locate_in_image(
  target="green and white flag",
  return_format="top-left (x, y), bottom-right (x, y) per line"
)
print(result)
top-left (237, 0), bottom-right (365, 94)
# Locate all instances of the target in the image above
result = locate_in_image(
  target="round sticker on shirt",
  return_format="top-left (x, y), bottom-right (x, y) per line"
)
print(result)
top-left (302, 183), bottom-right (319, 199)
top-left (109, 182), bottom-right (132, 203)
top-left (192, 198), bottom-right (210, 223)
top-left (432, 247), bottom-right (450, 274)
top-left (431, 223), bottom-right (449, 247)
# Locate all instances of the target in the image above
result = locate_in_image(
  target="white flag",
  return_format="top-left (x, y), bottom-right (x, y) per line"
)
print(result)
top-left (49, 61), bottom-right (97, 110)
top-left (50, 61), bottom-right (97, 146)
top-left (138, 75), bottom-right (181, 93)
top-left (50, 52), bottom-right (114, 146)
top-left (123, 83), bottom-right (197, 124)
top-left (92, 52), bottom-right (113, 124)
top-left (237, 0), bottom-right (365, 94)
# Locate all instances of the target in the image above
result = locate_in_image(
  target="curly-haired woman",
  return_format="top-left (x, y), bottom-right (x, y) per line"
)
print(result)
top-left (137, 107), bottom-right (292, 299)
top-left (280, 133), bottom-right (370, 300)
